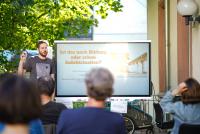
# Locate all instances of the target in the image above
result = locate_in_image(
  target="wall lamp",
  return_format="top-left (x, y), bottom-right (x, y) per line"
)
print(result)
top-left (177, 0), bottom-right (200, 25)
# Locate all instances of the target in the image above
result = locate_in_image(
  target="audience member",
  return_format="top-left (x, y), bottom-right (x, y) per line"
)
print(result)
top-left (57, 67), bottom-right (126, 134)
top-left (160, 78), bottom-right (200, 134)
top-left (0, 73), bottom-right (44, 134)
top-left (37, 76), bottom-right (66, 125)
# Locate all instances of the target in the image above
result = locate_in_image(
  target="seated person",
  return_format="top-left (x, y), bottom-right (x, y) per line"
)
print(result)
top-left (160, 78), bottom-right (200, 134)
top-left (0, 73), bottom-right (44, 134)
top-left (57, 67), bottom-right (126, 134)
top-left (37, 76), bottom-right (67, 125)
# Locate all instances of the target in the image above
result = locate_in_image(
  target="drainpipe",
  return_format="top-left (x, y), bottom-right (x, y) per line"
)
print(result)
top-left (165, 0), bottom-right (170, 90)
top-left (188, 24), bottom-right (192, 77)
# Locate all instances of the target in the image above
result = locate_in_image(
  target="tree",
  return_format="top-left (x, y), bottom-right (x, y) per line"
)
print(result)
top-left (0, 0), bottom-right (122, 72)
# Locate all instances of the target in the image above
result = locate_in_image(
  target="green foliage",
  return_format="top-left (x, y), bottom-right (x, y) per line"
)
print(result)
top-left (0, 0), bottom-right (123, 73)
top-left (0, 50), bottom-right (20, 73)
top-left (73, 101), bottom-right (86, 109)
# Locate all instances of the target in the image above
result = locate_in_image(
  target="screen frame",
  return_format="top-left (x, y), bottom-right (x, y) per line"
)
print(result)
top-left (55, 40), bottom-right (151, 97)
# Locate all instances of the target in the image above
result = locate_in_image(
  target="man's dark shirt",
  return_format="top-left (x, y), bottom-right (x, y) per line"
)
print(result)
top-left (41, 101), bottom-right (66, 125)
top-left (24, 56), bottom-right (55, 80)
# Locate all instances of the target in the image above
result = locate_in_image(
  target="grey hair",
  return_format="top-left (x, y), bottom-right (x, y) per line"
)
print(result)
top-left (85, 67), bottom-right (114, 100)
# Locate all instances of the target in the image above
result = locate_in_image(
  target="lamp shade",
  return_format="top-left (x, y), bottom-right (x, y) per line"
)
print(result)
top-left (177, 0), bottom-right (198, 16)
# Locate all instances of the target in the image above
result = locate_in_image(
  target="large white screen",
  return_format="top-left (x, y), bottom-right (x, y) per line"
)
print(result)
top-left (56, 41), bottom-right (151, 97)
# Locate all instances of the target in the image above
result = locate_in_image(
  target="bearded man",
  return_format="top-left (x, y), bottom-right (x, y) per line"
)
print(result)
top-left (18, 40), bottom-right (55, 80)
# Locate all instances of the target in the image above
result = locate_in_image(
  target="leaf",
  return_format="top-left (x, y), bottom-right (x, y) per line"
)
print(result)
top-left (0, 0), bottom-right (122, 72)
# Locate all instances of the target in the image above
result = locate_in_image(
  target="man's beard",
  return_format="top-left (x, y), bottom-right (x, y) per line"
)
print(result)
top-left (39, 51), bottom-right (48, 57)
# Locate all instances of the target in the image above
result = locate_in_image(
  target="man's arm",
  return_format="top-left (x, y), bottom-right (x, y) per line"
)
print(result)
top-left (51, 73), bottom-right (55, 80)
top-left (50, 59), bottom-right (55, 80)
top-left (17, 52), bottom-right (27, 76)
top-left (160, 83), bottom-right (188, 114)
top-left (18, 60), bottom-right (26, 76)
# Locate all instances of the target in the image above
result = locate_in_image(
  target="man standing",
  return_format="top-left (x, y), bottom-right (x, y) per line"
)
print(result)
top-left (18, 40), bottom-right (55, 80)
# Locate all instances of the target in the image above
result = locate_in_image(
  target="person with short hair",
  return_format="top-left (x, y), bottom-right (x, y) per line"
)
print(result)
top-left (160, 78), bottom-right (200, 134)
top-left (18, 40), bottom-right (55, 80)
top-left (38, 76), bottom-right (66, 125)
top-left (0, 73), bottom-right (44, 134)
top-left (57, 67), bottom-right (126, 134)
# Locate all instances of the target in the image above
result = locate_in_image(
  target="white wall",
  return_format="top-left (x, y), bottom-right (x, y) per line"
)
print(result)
top-left (192, 0), bottom-right (200, 81)
top-left (169, 0), bottom-right (178, 89)
top-left (147, 0), bottom-right (159, 94)
top-left (93, 0), bottom-right (147, 40)
top-left (147, 0), bottom-right (179, 93)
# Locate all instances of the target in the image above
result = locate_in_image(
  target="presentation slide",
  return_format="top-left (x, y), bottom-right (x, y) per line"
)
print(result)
top-left (56, 41), bottom-right (151, 97)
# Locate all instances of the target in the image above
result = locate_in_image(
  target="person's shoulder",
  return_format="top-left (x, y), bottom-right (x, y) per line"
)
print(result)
top-left (63, 107), bottom-right (87, 113)
top-left (44, 57), bottom-right (54, 64)
top-left (24, 56), bottom-right (37, 65)
top-left (26, 56), bottom-right (35, 61)
top-left (106, 111), bottom-right (124, 121)
top-left (27, 56), bottom-right (40, 62)
top-left (60, 108), bottom-right (78, 117)
top-left (46, 101), bottom-right (65, 108)
top-left (29, 119), bottom-right (44, 134)
top-left (31, 55), bottom-right (39, 59)
top-left (92, 108), bottom-right (123, 119)
top-left (29, 119), bottom-right (42, 127)
top-left (54, 102), bottom-right (67, 109)
top-left (45, 57), bottom-right (52, 61)
top-left (108, 111), bottom-right (122, 117)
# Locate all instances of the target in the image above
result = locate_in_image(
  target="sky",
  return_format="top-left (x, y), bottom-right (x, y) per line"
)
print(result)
top-left (94, 0), bottom-right (147, 34)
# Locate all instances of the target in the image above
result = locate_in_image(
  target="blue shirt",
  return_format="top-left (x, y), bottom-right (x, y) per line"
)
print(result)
top-left (0, 119), bottom-right (44, 134)
top-left (29, 119), bottom-right (44, 134)
top-left (160, 91), bottom-right (200, 134)
top-left (57, 107), bottom-right (126, 134)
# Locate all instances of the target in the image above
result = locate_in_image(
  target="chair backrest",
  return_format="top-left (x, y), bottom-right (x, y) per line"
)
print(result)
top-left (43, 124), bottom-right (56, 134)
top-left (179, 123), bottom-right (200, 134)
top-left (153, 103), bottom-right (164, 124)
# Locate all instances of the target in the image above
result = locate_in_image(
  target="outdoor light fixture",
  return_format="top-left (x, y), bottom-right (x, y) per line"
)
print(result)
top-left (177, 0), bottom-right (200, 25)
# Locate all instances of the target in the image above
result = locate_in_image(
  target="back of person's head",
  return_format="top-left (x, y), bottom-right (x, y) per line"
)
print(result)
top-left (181, 78), bottom-right (200, 104)
top-left (0, 73), bottom-right (41, 124)
top-left (37, 76), bottom-right (55, 97)
top-left (85, 67), bottom-right (114, 101)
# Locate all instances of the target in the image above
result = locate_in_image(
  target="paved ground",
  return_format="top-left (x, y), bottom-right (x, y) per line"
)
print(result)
top-left (134, 130), bottom-right (168, 134)
top-left (131, 126), bottom-right (169, 134)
